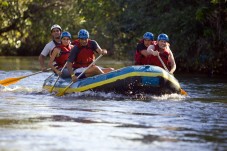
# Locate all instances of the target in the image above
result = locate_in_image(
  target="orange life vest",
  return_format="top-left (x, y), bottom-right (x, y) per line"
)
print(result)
top-left (72, 39), bottom-right (95, 68)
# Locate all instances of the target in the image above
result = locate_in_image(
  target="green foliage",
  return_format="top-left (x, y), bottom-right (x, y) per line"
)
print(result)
top-left (0, 0), bottom-right (226, 74)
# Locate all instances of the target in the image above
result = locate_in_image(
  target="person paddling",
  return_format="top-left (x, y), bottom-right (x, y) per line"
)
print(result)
top-left (67, 29), bottom-right (114, 82)
top-left (39, 24), bottom-right (62, 72)
top-left (147, 33), bottom-right (176, 74)
top-left (48, 31), bottom-right (73, 78)
top-left (134, 32), bottom-right (157, 65)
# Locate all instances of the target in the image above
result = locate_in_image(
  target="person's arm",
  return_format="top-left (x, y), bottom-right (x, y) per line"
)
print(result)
top-left (39, 43), bottom-right (52, 71)
top-left (92, 40), bottom-right (107, 55)
top-left (147, 45), bottom-right (159, 56)
top-left (140, 49), bottom-right (151, 57)
top-left (67, 46), bottom-right (78, 82)
top-left (96, 48), bottom-right (107, 55)
top-left (38, 54), bottom-right (47, 71)
top-left (168, 50), bottom-right (176, 74)
top-left (136, 43), bottom-right (149, 57)
top-left (67, 61), bottom-right (77, 82)
top-left (48, 48), bottom-right (61, 76)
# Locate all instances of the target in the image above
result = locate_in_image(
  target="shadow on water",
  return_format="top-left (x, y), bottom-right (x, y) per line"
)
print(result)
top-left (128, 134), bottom-right (179, 143)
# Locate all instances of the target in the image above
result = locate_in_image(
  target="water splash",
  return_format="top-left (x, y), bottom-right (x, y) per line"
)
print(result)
top-left (57, 90), bottom-right (187, 102)
top-left (151, 93), bottom-right (187, 101)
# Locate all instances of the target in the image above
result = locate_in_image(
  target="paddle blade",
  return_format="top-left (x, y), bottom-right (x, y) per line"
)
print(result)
top-left (0, 69), bottom-right (50, 87)
top-left (56, 88), bottom-right (67, 96)
top-left (49, 76), bottom-right (61, 93)
top-left (56, 82), bottom-right (73, 96)
top-left (180, 88), bottom-right (188, 96)
top-left (49, 86), bottom-right (55, 93)
top-left (0, 76), bottom-right (25, 86)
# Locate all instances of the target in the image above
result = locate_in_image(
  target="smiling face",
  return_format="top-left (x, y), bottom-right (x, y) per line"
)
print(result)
top-left (144, 39), bottom-right (152, 47)
top-left (79, 38), bottom-right (88, 46)
top-left (158, 40), bottom-right (167, 49)
top-left (61, 37), bottom-right (71, 46)
top-left (51, 28), bottom-right (61, 39)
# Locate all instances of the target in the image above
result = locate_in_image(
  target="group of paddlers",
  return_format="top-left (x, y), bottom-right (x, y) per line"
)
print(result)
top-left (38, 24), bottom-right (176, 82)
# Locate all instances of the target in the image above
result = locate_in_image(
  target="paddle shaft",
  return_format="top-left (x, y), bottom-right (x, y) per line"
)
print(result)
top-left (56, 54), bottom-right (103, 96)
top-left (49, 63), bottom-right (67, 93)
top-left (22, 69), bottom-right (51, 78)
top-left (157, 55), bottom-right (169, 72)
top-left (0, 68), bottom-right (51, 86)
top-left (157, 55), bottom-right (187, 96)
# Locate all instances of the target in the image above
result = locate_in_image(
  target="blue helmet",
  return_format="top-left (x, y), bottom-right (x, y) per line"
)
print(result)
top-left (61, 31), bottom-right (71, 39)
top-left (157, 33), bottom-right (169, 41)
top-left (78, 29), bottom-right (89, 39)
top-left (143, 32), bottom-right (154, 40)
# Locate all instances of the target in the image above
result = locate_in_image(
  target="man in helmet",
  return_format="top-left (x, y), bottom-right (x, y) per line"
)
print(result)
top-left (134, 32), bottom-right (156, 65)
top-left (147, 33), bottom-right (176, 74)
top-left (48, 31), bottom-right (73, 78)
top-left (38, 24), bottom-right (62, 71)
top-left (67, 29), bottom-right (114, 82)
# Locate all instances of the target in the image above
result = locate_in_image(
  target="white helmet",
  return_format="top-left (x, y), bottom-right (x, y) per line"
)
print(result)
top-left (51, 24), bottom-right (62, 31)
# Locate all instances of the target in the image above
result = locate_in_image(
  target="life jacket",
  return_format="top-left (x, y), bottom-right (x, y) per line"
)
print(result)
top-left (72, 39), bottom-right (95, 68)
top-left (146, 44), bottom-right (171, 70)
top-left (48, 40), bottom-right (61, 57)
top-left (51, 44), bottom-right (72, 68)
top-left (134, 39), bottom-right (157, 65)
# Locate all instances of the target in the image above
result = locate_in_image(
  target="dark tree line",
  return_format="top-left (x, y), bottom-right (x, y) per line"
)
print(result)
top-left (0, 0), bottom-right (226, 75)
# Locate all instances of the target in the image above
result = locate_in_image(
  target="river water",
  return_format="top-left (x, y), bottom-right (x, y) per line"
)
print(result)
top-left (0, 57), bottom-right (226, 151)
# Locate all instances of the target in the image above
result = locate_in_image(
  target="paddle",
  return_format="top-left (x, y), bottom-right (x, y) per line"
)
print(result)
top-left (56, 54), bottom-right (103, 96)
top-left (0, 68), bottom-right (51, 86)
top-left (49, 63), bottom-right (67, 93)
top-left (157, 55), bottom-right (188, 96)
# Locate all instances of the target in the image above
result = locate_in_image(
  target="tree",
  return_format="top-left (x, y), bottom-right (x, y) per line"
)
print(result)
top-left (0, 0), bottom-right (226, 74)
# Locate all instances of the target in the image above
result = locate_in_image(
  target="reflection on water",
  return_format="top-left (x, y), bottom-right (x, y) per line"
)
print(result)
top-left (0, 56), bottom-right (41, 71)
top-left (0, 57), bottom-right (226, 151)
top-left (0, 56), bottom-right (132, 71)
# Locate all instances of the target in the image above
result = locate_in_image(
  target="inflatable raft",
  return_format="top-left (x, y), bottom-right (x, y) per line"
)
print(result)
top-left (43, 65), bottom-right (184, 96)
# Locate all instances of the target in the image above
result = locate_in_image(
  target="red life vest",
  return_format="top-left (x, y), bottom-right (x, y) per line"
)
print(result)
top-left (135, 50), bottom-right (146, 65)
top-left (146, 44), bottom-right (171, 70)
top-left (72, 39), bottom-right (95, 68)
top-left (52, 44), bottom-right (72, 68)
top-left (134, 40), bottom-right (157, 65)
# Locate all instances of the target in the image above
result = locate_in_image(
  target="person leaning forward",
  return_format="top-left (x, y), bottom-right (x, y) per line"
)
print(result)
top-left (147, 33), bottom-right (176, 74)
top-left (38, 24), bottom-right (62, 72)
top-left (48, 31), bottom-right (73, 78)
top-left (134, 32), bottom-right (156, 65)
top-left (67, 29), bottom-right (114, 82)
